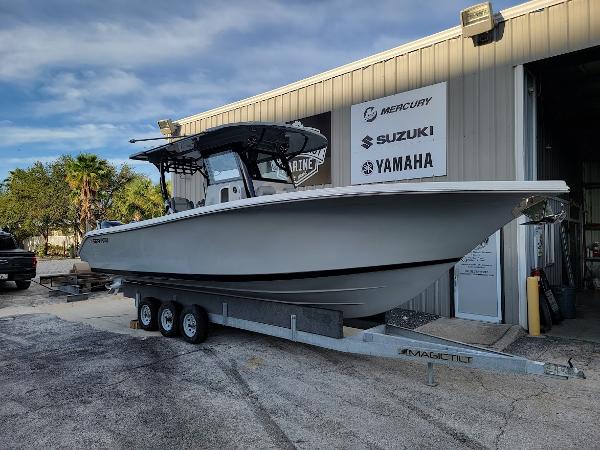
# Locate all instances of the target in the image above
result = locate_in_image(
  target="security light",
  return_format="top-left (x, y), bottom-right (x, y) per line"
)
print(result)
top-left (460, 2), bottom-right (494, 38)
top-left (157, 119), bottom-right (180, 136)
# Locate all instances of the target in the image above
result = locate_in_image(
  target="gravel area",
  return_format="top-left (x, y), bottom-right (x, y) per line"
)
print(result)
top-left (386, 308), bottom-right (441, 329)
top-left (0, 258), bottom-right (102, 309)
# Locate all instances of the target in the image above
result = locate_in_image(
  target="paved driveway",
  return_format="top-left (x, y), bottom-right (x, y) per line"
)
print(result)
top-left (0, 294), bottom-right (598, 449)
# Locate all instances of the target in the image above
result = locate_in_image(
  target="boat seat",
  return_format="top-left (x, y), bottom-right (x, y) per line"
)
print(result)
top-left (169, 197), bottom-right (194, 213)
top-left (255, 185), bottom-right (277, 196)
top-left (98, 220), bottom-right (123, 229)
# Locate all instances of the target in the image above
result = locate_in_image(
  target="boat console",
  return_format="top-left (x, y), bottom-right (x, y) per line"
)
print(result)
top-left (130, 122), bottom-right (327, 212)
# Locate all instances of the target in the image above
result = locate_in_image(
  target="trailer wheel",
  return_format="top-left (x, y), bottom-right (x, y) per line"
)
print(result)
top-left (158, 302), bottom-right (180, 337)
top-left (179, 305), bottom-right (209, 344)
top-left (138, 298), bottom-right (159, 331)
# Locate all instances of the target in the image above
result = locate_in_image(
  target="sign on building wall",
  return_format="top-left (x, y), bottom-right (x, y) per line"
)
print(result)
top-left (454, 231), bottom-right (502, 323)
top-left (286, 112), bottom-right (331, 186)
top-left (350, 82), bottom-right (447, 184)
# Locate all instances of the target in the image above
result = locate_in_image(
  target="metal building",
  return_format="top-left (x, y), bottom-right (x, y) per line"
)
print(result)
top-left (169, 0), bottom-right (600, 327)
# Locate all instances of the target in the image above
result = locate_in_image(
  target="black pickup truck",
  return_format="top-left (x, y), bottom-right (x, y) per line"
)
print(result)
top-left (0, 231), bottom-right (36, 290)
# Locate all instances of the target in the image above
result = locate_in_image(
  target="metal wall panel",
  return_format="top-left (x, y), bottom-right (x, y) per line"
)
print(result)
top-left (173, 0), bottom-right (599, 322)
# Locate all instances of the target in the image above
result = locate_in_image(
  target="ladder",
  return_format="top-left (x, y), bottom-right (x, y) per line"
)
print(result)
top-left (560, 222), bottom-right (575, 288)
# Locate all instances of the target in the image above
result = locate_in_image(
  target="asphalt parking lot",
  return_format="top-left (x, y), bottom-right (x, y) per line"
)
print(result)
top-left (0, 260), bottom-right (599, 449)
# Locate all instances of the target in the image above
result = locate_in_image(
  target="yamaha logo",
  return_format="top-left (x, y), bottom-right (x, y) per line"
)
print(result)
top-left (363, 106), bottom-right (377, 122)
top-left (361, 135), bottom-right (373, 149)
top-left (361, 161), bottom-right (374, 175)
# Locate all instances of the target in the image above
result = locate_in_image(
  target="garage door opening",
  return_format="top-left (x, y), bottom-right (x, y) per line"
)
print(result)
top-left (526, 45), bottom-right (600, 342)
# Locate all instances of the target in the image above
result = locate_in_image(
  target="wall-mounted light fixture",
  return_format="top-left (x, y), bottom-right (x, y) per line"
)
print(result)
top-left (157, 119), bottom-right (180, 137)
top-left (460, 2), bottom-right (494, 38)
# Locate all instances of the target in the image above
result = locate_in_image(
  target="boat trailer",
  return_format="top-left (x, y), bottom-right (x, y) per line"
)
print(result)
top-left (207, 309), bottom-right (584, 385)
top-left (122, 278), bottom-right (585, 385)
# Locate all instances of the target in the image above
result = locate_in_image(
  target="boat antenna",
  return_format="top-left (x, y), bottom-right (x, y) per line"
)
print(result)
top-left (129, 136), bottom-right (189, 143)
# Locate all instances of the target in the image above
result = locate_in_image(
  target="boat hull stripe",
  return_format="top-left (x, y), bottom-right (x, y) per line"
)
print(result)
top-left (92, 257), bottom-right (461, 282)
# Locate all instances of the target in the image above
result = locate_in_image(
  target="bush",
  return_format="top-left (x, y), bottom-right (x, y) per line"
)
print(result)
top-left (47, 243), bottom-right (68, 257)
top-left (35, 242), bottom-right (69, 257)
top-left (35, 243), bottom-right (46, 256)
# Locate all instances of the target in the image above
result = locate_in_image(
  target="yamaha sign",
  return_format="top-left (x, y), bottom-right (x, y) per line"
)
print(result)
top-left (350, 82), bottom-right (447, 184)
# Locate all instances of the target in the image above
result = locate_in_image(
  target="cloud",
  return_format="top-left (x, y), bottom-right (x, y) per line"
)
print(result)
top-left (0, 0), bottom-right (524, 184)
top-left (0, 123), bottom-right (116, 148)
top-left (0, 155), bottom-right (60, 166)
top-left (0, 1), bottom-right (306, 82)
top-left (32, 67), bottom-right (278, 124)
top-left (0, 122), bottom-right (160, 157)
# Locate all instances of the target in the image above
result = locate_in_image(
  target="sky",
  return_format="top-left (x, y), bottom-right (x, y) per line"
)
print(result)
top-left (0, 0), bottom-right (523, 182)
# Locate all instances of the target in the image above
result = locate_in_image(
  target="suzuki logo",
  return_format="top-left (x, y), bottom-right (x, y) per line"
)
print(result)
top-left (361, 135), bottom-right (373, 149)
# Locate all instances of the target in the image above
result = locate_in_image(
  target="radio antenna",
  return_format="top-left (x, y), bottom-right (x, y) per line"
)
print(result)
top-left (129, 136), bottom-right (189, 143)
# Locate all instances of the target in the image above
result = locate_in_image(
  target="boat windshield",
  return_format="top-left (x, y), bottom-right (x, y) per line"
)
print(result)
top-left (248, 152), bottom-right (293, 184)
top-left (205, 152), bottom-right (242, 184)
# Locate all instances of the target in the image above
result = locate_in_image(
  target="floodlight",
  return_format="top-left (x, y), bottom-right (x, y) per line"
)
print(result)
top-left (157, 119), bottom-right (180, 136)
top-left (460, 2), bottom-right (494, 38)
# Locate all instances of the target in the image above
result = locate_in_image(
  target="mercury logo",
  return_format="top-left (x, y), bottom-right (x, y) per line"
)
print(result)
top-left (361, 135), bottom-right (373, 149)
top-left (363, 106), bottom-right (377, 122)
top-left (361, 161), bottom-right (374, 175)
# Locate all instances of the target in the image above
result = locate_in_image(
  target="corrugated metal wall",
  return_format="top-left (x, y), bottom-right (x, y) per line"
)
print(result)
top-left (173, 0), bottom-right (600, 322)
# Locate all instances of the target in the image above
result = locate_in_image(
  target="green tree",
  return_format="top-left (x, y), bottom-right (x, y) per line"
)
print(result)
top-left (66, 154), bottom-right (112, 236)
top-left (96, 164), bottom-right (136, 221)
top-left (0, 153), bottom-right (162, 250)
top-left (107, 175), bottom-right (164, 223)
top-left (0, 160), bottom-right (74, 253)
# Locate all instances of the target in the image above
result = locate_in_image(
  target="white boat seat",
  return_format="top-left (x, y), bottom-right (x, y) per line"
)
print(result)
top-left (255, 185), bottom-right (277, 196)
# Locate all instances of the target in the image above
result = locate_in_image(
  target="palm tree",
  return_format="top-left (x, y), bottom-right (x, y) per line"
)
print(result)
top-left (66, 154), bottom-right (110, 236)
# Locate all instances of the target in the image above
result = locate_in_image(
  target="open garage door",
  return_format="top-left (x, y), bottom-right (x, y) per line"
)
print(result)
top-left (525, 46), bottom-right (600, 343)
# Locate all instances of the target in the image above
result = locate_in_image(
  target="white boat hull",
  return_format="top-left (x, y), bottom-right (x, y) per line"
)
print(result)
top-left (80, 181), bottom-right (568, 317)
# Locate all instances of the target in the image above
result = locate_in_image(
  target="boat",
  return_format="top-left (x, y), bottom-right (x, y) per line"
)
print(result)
top-left (79, 122), bottom-right (568, 318)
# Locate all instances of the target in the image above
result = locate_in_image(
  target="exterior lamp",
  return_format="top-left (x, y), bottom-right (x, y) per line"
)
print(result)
top-left (157, 119), bottom-right (180, 137)
top-left (460, 2), bottom-right (494, 38)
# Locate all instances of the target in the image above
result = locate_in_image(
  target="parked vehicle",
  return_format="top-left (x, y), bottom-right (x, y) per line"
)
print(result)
top-left (0, 231), bottom-right (36, 290)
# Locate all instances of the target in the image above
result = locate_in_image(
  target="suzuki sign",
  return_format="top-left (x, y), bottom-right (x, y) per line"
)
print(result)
top-left (350, 82), bottom-right (447, 184)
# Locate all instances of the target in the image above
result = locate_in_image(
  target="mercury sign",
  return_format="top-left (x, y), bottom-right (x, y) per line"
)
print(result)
top-left (350, 82), bottom-right (447, 184)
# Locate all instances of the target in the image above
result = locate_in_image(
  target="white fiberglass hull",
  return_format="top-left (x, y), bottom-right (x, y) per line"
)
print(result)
top-left (80, 181), bottom-right (568, 318)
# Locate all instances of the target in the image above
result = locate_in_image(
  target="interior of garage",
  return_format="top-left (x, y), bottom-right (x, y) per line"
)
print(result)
top-left (527, 45), bottom-right (600, 342)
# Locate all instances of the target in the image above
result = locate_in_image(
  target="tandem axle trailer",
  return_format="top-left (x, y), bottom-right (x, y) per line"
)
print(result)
top-left (121, 277), bottom-right (585, 385)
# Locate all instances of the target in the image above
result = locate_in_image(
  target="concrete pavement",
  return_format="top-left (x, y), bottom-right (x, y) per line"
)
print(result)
top-left (0, 293), bottom-right (598, 449)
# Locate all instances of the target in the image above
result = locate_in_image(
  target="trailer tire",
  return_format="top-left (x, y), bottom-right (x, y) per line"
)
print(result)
top-left (179, 305), bottom-right (209, 344)
top-left (138, 298), bottom-right (159, 331)
top-left (158, 302), bottom-right (180, 337)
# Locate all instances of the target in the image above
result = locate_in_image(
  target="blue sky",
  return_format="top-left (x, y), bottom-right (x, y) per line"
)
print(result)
top-left (0, 0), bottom-right (522, 182)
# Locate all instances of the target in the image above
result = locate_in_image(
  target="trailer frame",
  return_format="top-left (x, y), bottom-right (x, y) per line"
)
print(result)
top-left (122, 277), bottom-right (585, 384)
